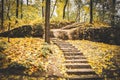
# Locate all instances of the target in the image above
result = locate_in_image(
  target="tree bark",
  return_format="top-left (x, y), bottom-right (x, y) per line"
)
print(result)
top-left (67, 0), bottom-right (70, 21)
top-left (75, 0), bottom-right (81, 22)
top-left (21, 0), bottom-right (23, 19)
top-left (1, 0), bottom-right (4, 30)
top-left (27, 0), bottom-right (28, 6)
top-left (102, 3), bottom-right (105, 22)
top-left (111, 0), bottom-right (116, 26)
top-left (63, 0), bottom-right (68, 19)
top-left (42, 0), bottom-right (45, 18)
top-left (90, 0), bottom-right (93, 24)
top-left (45, 0), bottom-right (50, 43)
top-left (50, 0), bottom-right (57, 18)
top-left (76, 2), bottom-right (80, 22)
top-left (8, 0), bottom-right (11, 42)
top-left (16, 0), bottom-right (19, 23)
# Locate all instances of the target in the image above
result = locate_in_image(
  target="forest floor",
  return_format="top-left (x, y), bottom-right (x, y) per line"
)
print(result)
top-left (0, 37), bottom-right (120, 79)
top-left (0, 38), bottom-right (66, 80)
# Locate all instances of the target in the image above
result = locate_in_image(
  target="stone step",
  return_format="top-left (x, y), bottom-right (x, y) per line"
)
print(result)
top-left (58, 45), bottom-right (75, 47)
top-left (60, 48), bottom-right (78, 51)
top-left (57, 44), bottom-right (73, 48)
top-left (67, 75), bottom-right (103, 80)
top-left (63, 51), bottom-right (81, 53)
top-left (65, 56), bottom-right (86, 59)
top-left (64, 52), bottom-right (82, 54)
top-left (51, 39), bottom-right (102, 80)
top-left (65, 59), bottom-right (88, 63)
top-left (64, 53), bottom-right (83, 56)
top-left (61, 49), bottom-right (80, 52)
top-left (57, 43), bottom-right (70, 45)
top-left (67, 69), bottom-right (96, 75)
top-left (65, 63), bottom-right (91, 69)
top-left (52, 42), bottom-right (66, 44)
top-left (59, 46), bottom-right (74, 48)
top-left (56, 43), bottom-right (71, 45)
top-left (60, 47), bottom-right (77, 49)
top-left (61, 50), bottom-right (79, 52)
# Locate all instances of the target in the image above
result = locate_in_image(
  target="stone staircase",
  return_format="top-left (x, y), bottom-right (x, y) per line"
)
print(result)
top-left (51, 38), bottom-right (103, 80)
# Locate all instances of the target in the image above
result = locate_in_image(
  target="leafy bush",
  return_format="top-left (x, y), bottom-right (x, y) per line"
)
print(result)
top-left (0, 24), bottom-right (44, 38)
top-left (32, 24), bottom-right (44, 37)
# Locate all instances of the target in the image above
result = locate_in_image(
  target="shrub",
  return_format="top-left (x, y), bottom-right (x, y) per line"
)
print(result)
top-left (32, 24), bottom-right (44, 37)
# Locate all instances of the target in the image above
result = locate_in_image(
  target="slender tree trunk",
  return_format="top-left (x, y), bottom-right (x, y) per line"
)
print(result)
top-left (21, 0), bottom-right (23, 19)
top-left (1, 0), bottom-right (4, 31)
top-left (102, 3), bottom-right (105, 22)
top-left (67, 0), bottom-right (70, 21)
top-left (27, 0), bottom-right (29, 6)
top-left (75, 1), bottom-right (81, 22)
top-left (111, 0), bottom-right (116, 26)
top-left (6, 0), bottom-right (11, 42)
top-left (76, 3), bottom-right (80, 22)
top-left (50, 0), bottom-right (57, 18)
top-left (45, 0), bottom-right (50, 43)
top-left (90, 0), bottom-right (93, 24)
top-left (63, 0), bottom-right (68, 19)
top-left (16, 0), bottom-right (19, 23)
top-left (75, 10), bottom-right (78, 22)
top-left (78, 4), bottom-right (80, 22)
top-left (42, 0), bottom-right (45, 18)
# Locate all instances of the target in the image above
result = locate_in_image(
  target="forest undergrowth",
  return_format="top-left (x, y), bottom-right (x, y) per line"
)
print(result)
top-left (0, 38), bottom-right (66, 80)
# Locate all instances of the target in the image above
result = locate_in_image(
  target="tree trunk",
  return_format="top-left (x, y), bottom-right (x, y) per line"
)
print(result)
top-left (21, 0), bottom-right (23, 19)
top-left (75, 11), bottom-right (78, 22)
top-left (111, 0), bottom-right (116, 26)
top-left (102, 3), bottom-right (105, 22)
top-left (16, 0), bottom-right (19, 23)
top-left (6, 0), bottom-right (11, 42)
top-left (50, 0), bottom-right (57, 18)
top-left (8, 0), bottom-right (11, 42)
top-left (90, 0), bottom-right (93, 24)
top-left (27, 0), bottom-right (28, 6)
top-left (63, 0), bottom-right (68, 19)
top-left (42, 0), bottom-right (45, 18)
top-left (75, 0), bottom-right (81, 22)
top-left (76, 3), bottom-right (80, 22)
top-left (1, 0), bottom-right (4, 31)
top-left (45, 0), bottom-right (50, 43)
top-left (67, 0), bottom-right (70, 21)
